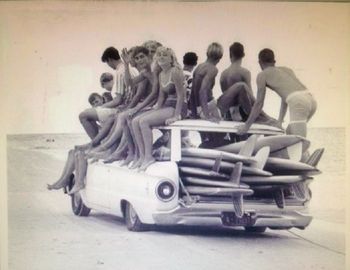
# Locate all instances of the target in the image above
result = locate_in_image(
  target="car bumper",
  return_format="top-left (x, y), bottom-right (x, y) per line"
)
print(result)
top-left (152, 201), bottom-right (312, 229)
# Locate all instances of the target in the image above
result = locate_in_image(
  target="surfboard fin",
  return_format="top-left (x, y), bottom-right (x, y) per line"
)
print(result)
top-left (179, 177), bottom-right (194, 205)
top-left (229, 162), bottom-right (245, 218)
top-left (211, 154), bottom-right (223, 173)
top-left (274, 189), bottom-right (285, 209)
top-left (305, 148), bottom-right (324, 168)
top-left (232, 195), bottom-right (244, 218)
top-left (229, 162), bottom-right (243, 186)
top-left (251, 146), bottom-right (270, 170)
top-left (291, 182), bottom-right (307, 200)
top-left (238, 135), bottom-right (258, 157)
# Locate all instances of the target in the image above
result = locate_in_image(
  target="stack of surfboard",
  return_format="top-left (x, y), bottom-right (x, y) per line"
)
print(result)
top-left (178, 135), bottom-right (324, 215)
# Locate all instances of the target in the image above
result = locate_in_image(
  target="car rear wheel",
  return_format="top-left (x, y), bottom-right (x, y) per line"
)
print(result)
top-left (69, 175), bottom-right (91, 217)
top-left (244, 226), bottom-right (267, 233)
top-left (125, 202), bottom-right (146, 232)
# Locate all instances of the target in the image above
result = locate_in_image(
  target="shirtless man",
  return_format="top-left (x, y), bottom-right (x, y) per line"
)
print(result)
top-left (218, 42), bottom-right (252, 121)
top-left (190, 42), bottom-right (223, 122)
top-left (218, 42), bottom-right (278, 125)
top-left (237, 48), bottom-right (317, 138)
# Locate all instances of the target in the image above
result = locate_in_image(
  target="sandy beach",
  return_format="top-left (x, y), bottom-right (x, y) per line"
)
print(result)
top-left (7, 128), bottom-right (346, 270)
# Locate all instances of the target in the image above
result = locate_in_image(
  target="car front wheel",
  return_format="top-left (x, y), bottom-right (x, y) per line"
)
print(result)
top-left (125, 202), bottom-right (147, 232)
top-left (68, 176), bottom-right (91, 217)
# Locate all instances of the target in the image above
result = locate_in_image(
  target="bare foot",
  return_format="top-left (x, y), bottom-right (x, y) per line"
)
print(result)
top-left (75, 142), bottom-right (92, 151)
top-left (87, 149), bottom-right (111, 159)
top-left (139, 158), bottom-right (156, 171)
top-left (120, 154), bottom-right (135, 167)
top-left (68, 183), bottom-right (84, 195)
top-left (103, 151), bottom-right (124, 164)
top-left (89, 158), bottom-right (99, 164)
top-left (47, 178), bottom-right (69, 190)
top-left (129, 158), bottom-right (143, 170)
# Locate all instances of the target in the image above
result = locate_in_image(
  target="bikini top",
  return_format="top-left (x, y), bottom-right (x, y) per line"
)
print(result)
top-left (159, 69), bottom-right (176, 96)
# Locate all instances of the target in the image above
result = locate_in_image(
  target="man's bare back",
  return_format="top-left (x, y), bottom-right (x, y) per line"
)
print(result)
top-left (259, 66), bottom-right (307, 100)
top-left (220, 65), bottom-right (250, 92)
top-left (192, 62), bottom-right (217, 104)
top-left (190, 62), bottom-right (218, 118)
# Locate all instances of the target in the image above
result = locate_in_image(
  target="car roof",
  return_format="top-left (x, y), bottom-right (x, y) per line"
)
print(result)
top-left (158, 120), bottom-right (284, 135)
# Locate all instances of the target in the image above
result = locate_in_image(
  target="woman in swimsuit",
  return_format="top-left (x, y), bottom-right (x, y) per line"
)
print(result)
top-left (131, 46), bottom-right (186, 171)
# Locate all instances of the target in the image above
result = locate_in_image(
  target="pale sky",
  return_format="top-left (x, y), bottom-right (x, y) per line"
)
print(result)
top-left (0, 1), bottom-right (349, 134)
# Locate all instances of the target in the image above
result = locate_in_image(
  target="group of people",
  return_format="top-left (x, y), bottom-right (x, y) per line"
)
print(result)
top-left (47, 40), bottom-right (317, 194)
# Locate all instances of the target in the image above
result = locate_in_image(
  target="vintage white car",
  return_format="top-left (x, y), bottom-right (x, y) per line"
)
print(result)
top-left (65, 120), bottom-right (323, 233)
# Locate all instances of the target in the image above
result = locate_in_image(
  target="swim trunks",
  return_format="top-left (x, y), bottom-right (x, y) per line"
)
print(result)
top-left (286, 90), bottom-right (317, 123)
top-left (96, 107), bottom-right (117, 124)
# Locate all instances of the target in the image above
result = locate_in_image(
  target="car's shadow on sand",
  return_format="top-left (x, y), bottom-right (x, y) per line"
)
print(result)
top-left (88, 212), bottom-right (290, 239)
top-left (151, 225), bottom-right (289, 239)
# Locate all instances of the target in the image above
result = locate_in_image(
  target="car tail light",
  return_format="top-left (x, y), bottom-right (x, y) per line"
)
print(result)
top-left (156, 180), bottom-right (176, 202)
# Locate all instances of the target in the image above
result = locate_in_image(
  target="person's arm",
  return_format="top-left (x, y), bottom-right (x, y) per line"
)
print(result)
top-left (237, 73), bottom-right (267, 134)
top-left (165, 69), bottom-right (185, 125)
top-left (90, 117), bottom-right (115, 146)
top-left (121, 49), bottom-right (146, 89)
top-left (154, 85), bottom-right (165, 109)
top-left (219, 72), bottom-right (226, 92)
top-left (126, 80), bottom-right (148, 109)
top-left (278, 100), bottom-right (288, 127)
top-left (199, 68), bottom-right (218, 119)
top-left (101, 94), bottom-right (123, 108)
top-left (128, 67), bottom-right (161, 116)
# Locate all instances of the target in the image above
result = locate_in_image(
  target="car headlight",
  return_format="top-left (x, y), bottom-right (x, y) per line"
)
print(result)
top-left (155, 180), bottom-right (176, 202)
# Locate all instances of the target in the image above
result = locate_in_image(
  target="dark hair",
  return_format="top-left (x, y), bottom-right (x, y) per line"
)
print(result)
top-left (183, 52), bottom-right (198, 66)
top-left (102, 92), bottom-right (113, 103)
top-left (88, 93), bottom-right (102, 105)
top-left (132, 46), bottom-right (150, 58)
top-left (101, 47), bottom-right (120, 62)
top-left (100, 72), bottom-right (113, 86)
top-left (258, 48), bottom-right (276, 64)
top-left (229, 42), bottom-right (245, 60)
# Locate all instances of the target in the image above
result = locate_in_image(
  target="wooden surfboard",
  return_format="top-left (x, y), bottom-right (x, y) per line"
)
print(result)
top-left (185, 186), bottom-right (253, 196)
top-left (216, 135), bottom-right (310, 155)
top-left (182, 176), bottom-right (250, 189)
top-left (179, 166), bottom-right (230, 180)
top-left (179, 157), bottom-right (272, 176)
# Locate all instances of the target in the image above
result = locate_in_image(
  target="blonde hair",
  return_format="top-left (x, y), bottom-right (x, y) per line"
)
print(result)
top-left (142, 40), bottom-right (162, 49)
top-left (207, 42), bottom-right (224, 61)
top-left (154, 46), bottom-right (181, 68)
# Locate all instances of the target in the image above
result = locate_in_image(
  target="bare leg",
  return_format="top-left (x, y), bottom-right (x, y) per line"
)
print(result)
top-left (130, 110), bottom-right (155, 169)
top-left (90, 116), bottom-right (115, 147)
top-left (87, 146), bottom-right (116, 160)
top-left (103, 133), bottom-right (129, 163)
top-left (47, 149), bottom-right (76, 190)
top-left (218, 82), bottom-right (277, 125)
top-left (93, 112), bottom-right (129, 152)
top-left (119, 127), bottom-right (135, 166)
top-left (139, 107), bottom-right (175, 171)
top-left (217, 84), bottom-right (249, 115)
top-left (125, 119), bottom-right (139, 168)
top-left (79, 108), bottom-right (100, 139)
top-left (68, 151), bottom-right (88, 194)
